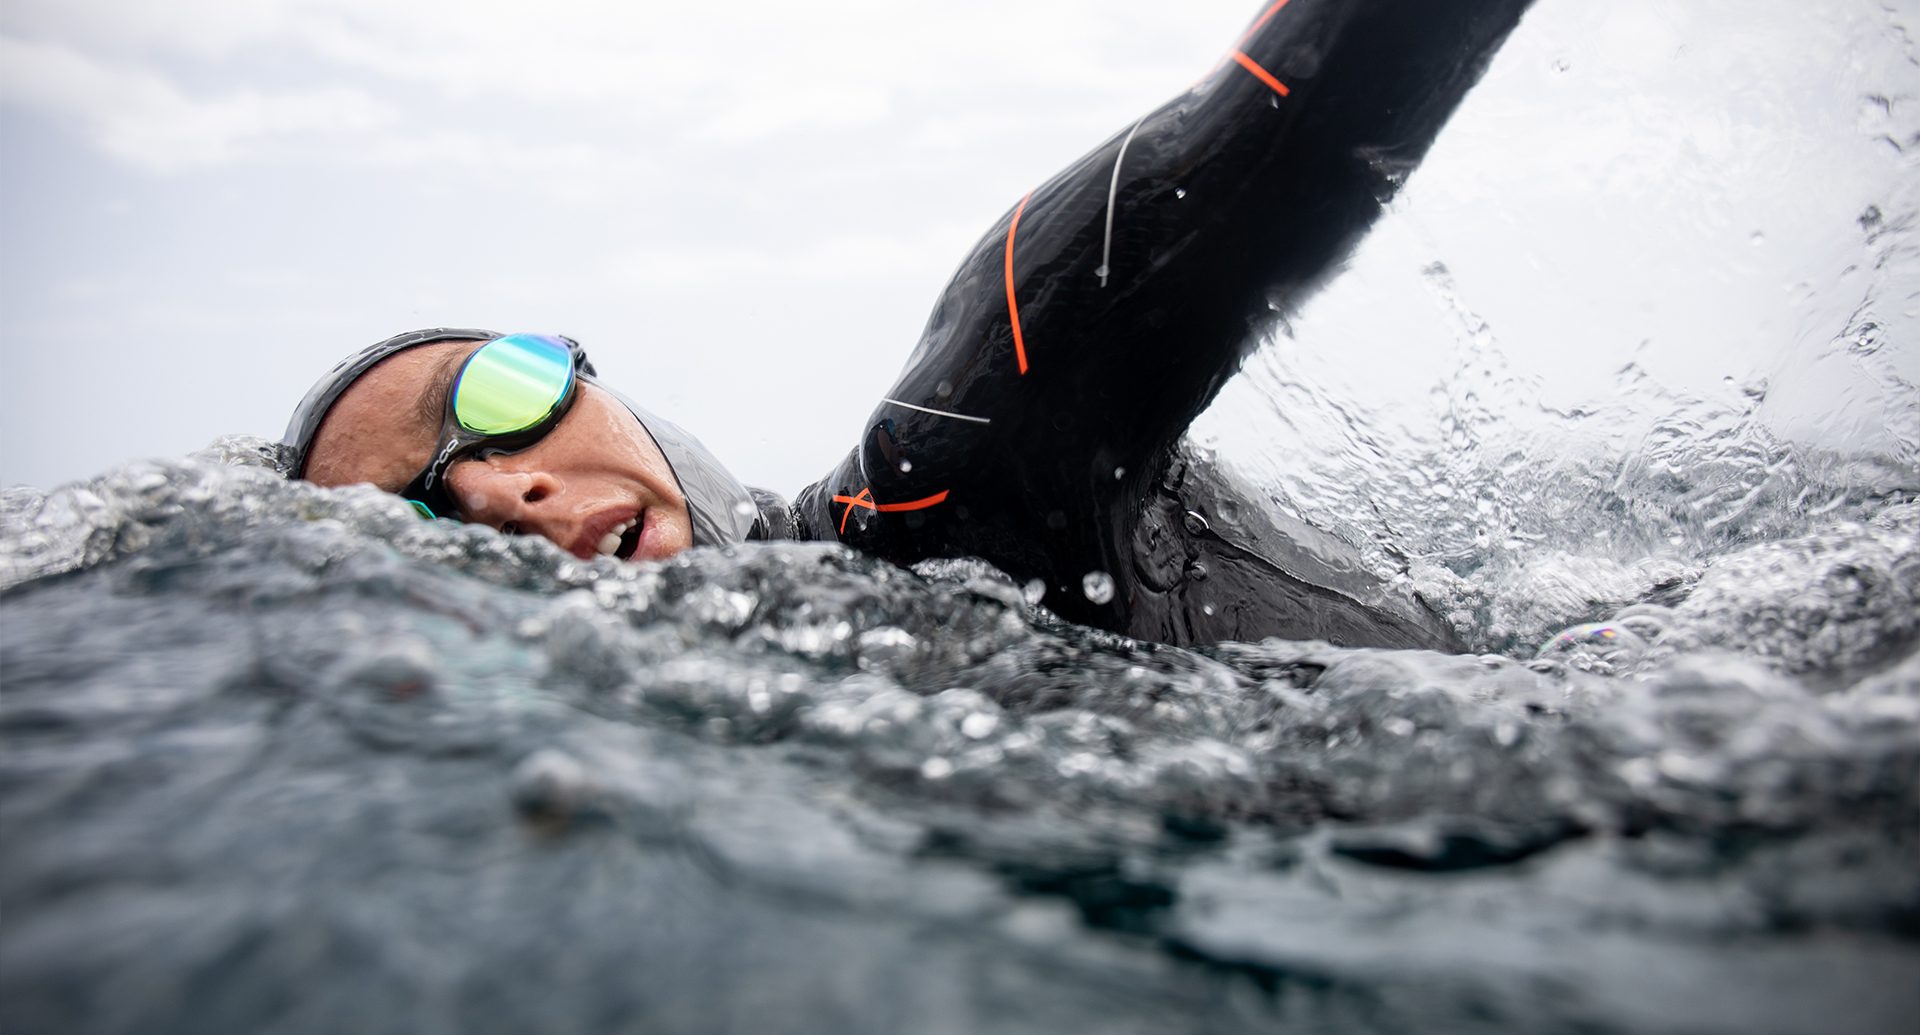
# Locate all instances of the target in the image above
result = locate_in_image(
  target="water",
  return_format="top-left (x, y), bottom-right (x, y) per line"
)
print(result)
top-left (7, 2), bottom-right (1920, 1029)
top-left (1187, 0), bottom-right (1920, 661)
top-left (2, 435), bottom-right (1916, 1034)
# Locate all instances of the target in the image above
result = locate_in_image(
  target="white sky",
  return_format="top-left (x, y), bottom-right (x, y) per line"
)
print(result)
top-left (0, 0), bottom-right (1261, 493)
top-left (3, 0), bottom-right (1917, 496)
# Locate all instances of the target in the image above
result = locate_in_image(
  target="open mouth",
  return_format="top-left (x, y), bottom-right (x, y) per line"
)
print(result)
top-left (593, 515), bottom-right (644, 561)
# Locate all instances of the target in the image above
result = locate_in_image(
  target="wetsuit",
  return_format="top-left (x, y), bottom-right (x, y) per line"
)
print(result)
top-left (778, 0), bottom-right (1532, 649)
top-left (285, 0), bottom-right (1531, 652)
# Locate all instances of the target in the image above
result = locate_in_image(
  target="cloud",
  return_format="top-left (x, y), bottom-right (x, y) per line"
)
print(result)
top-left (2, 0), bottom-right (1258, 161)
top-left (0, 35), bottom-right (396, 170)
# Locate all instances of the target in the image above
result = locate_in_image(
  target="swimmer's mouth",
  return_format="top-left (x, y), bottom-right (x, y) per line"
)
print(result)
top-left (615, 519), bottom-right (642, 561)
top-left (590, 513), bottom-right (645, 561)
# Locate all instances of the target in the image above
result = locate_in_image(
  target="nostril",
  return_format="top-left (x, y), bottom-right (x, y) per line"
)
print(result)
top-left (523, 486), bottom-right (547, 504)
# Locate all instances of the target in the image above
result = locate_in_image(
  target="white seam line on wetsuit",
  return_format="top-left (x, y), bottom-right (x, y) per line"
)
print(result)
top-left (882, 398), bottom-right (992, 424)
top-left (1097, 118), bottom-right (1144, 288)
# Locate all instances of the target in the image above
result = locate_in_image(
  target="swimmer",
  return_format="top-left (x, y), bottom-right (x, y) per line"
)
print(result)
top-left (282, 0), bottom-right (1533, 649)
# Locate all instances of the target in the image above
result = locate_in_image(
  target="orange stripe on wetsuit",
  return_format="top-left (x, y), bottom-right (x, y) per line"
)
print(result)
top-left (1221, 0), bottom-right (1297, 97)
top-left (1229, 50), bottom-right (1290, 96)
top-left (1238, 0), bottom-right (1294, 44)
top-left (1004, 192), bottom-right (1032, 374)
top-left (832, 487), bottom-right (952, 534)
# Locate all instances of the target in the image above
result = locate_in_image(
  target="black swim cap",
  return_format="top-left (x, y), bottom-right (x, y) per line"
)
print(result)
top-left (280, 328), bottom-right (759, 547)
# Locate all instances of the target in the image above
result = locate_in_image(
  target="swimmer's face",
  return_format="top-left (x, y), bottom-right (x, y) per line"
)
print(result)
top-left (303, 341), bottom-right (694, 563)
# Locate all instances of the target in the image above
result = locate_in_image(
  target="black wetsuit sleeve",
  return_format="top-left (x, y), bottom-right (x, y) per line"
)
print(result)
top-left (794, 0), bottom-right (1533, 634)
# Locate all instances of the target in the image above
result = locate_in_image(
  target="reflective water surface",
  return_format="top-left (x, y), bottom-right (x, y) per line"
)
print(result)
top-left (2, 434), bottom-right (1915, 1033)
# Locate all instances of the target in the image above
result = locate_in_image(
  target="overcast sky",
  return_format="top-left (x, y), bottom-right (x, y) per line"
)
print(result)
top-left (4, 0), bottom-right (1917, 496)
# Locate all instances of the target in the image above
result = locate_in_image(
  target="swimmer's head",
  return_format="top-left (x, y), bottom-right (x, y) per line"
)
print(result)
top-left (283, 329), bottom-right (757, 561)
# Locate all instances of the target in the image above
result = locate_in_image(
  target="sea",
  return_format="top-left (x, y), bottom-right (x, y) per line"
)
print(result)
top-left (5, 0), bottom-right (1919, 1028)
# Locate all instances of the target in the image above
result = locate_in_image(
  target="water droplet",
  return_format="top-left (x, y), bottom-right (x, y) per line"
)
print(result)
top-left (898, 458), bottom-right (913, 473)
top-left (1186, 560), bottom-right (1209, 581)
top-left (1183, 510), bottom-right (1209, 534)
top-left (1023, 579), bottom-right (1046, 605)
top-left (1113, 466), bottom-right (1126, 480)
top-left (960, 713), bottom-right (999, 739)
top-left (1094, 264), bottom-right (1110, 278)
top-left (935, 380), bottom-right (953, 399)
top-left (920, 757), bottom-right (954, 780)
top-left (733, 499), bottom-right (756, 516)
top-left (1082, 570), bottom-right (1115, 604)
top-left (1175, 188), bottom-right (1187, 199)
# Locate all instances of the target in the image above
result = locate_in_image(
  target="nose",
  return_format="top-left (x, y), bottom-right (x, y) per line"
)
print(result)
top-left (444, 461), bottom-right (565, 534)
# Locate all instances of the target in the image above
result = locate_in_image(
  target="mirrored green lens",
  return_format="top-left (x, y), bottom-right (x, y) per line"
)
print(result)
top-left (407, 499), bottom-right (437, 520)
top-left (452, 334), bottom-right (573, 435)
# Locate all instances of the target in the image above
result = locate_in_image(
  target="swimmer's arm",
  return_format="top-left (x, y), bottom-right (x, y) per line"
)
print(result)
top-left (801, 0), bottom-right (1534, 628)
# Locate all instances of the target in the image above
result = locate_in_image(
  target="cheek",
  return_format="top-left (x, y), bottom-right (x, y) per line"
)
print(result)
top-left (441, 464), bottom-right (510, 522)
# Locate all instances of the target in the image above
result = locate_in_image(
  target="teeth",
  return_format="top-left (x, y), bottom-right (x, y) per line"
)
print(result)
top-left (595, 518), bottom-right (640, 557)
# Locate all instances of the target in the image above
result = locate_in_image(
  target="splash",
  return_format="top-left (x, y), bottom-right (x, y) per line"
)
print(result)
top-left (3, 440), bottom-right (1915, 1032)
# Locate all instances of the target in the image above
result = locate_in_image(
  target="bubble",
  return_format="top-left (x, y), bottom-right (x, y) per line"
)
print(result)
top-left (1023, 579), bottom-right (1046, 605)
top-left (1536, 622), bottom-right (1649, 674)
top-left (1082, 571), bottom-right (1115, 604)
top-left (510, 749), bottom-right (595, 823)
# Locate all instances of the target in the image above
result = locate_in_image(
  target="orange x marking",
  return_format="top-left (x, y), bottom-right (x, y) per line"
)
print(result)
top-left (833, 487), bottom-right (952, 534)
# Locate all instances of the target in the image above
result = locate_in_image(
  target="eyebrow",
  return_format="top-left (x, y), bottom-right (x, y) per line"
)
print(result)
top-left (413, 345), bottom-right (470, 431)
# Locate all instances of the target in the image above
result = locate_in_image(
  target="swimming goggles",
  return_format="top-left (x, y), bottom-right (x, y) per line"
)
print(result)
top-left (400, 333), bottom-right (583, 520)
